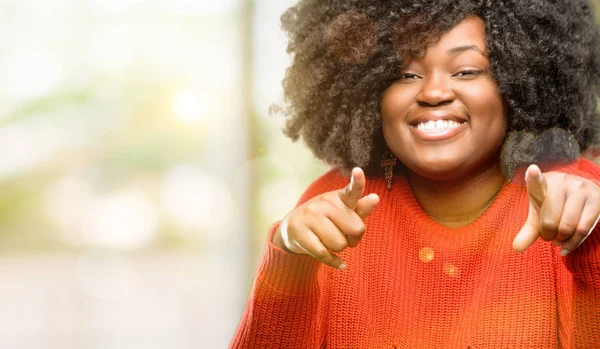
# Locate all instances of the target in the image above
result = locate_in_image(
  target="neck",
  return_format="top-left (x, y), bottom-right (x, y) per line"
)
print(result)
top-left (407, 163), bottom-right (506, 228)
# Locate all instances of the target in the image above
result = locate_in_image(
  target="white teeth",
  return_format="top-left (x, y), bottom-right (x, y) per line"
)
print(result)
top-left (416, 120), bottom-right (462, 131)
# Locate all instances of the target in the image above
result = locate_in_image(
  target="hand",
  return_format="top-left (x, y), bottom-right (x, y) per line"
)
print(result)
top-left (272, 167), bottom-right (380, 269)
top-left (513, 164), bottom-right (600, 255)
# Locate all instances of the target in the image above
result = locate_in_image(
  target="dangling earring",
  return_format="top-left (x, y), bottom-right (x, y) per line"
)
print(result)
top-left (380, 148), bottom-right (397, 190)
top-left (506, 162), bottom-right (516, 183)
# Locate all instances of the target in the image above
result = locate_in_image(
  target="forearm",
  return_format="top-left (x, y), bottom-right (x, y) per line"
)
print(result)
top-left (563, 227), bottom-right (600, 347)
top-left (229, 223), bottom-right (325, 348)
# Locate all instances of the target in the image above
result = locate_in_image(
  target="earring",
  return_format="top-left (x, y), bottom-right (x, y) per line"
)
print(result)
top-left (380, 148), bottom-right (397, 190)
top-left (506, 162), bottom-right (516, 183)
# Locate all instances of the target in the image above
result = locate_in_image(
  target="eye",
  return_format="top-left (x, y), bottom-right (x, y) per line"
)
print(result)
top-left (398, 73), bottom-right (420, 79)
top-left (453, 70), bottom-right (484, 79)
top-left (397, 73), bottom-right (421, 83)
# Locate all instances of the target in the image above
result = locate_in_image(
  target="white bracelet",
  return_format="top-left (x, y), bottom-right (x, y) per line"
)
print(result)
top-left (589, 213), bottom-right (600, 236)
top-left (280, 218), bottom-right (302, 253)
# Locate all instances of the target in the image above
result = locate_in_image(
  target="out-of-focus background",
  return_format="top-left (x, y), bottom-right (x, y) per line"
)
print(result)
top-left (0, 0), bottom-right (328, 348)
top-left (6, 1), bottom-right (600, 348)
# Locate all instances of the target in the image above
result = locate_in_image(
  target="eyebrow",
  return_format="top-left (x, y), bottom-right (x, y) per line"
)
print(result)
top-left (447, 45), bottom-right (487, 57)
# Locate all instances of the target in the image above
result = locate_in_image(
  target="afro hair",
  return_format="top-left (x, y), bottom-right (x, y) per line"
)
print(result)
top-left (273, 0), bottom-right (600, 178)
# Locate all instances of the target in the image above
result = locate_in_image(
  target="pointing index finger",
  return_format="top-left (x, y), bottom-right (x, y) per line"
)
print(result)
top-left (339, 167), bottom-right (366, 209)
top-left (525, 164), bottom-right (547, 210)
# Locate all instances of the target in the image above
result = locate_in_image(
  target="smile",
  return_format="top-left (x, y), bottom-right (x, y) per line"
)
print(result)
top-left (410, 120), bottom-right (468, 141)
top-left (415, 120), bottom-right (463, 132)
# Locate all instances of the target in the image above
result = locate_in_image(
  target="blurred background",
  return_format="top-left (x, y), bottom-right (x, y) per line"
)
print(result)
top-left (0, 0), bottom-right (328, 348)
top-left (4, 1), bottom-right (600, 348)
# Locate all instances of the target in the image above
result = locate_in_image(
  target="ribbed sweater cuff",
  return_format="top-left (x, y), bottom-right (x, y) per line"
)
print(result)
top-left (256, 222), bottom-right (321, 295)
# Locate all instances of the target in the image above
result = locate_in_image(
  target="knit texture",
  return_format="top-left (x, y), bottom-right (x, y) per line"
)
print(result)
top-left (230, 158), bottom-right (600, 348)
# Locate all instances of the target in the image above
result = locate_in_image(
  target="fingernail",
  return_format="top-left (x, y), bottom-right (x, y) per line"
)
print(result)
top-left (349, 173), bottom-right (354, 191)
top-left (560, 248), bottom-right (570, 256)
top-left (338, 262), bottom-right (347, 270)
top-left (552, 241), bottom-right (561, 246)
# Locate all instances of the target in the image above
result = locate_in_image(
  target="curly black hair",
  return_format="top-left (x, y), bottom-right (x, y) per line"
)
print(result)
top-left (272, 0), bottom-right (600, 178)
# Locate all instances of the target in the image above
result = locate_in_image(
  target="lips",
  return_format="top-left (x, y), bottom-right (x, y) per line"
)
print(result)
top-left (408, 111), bottom-right (468, 141)
top-left (408, 111), bottom-right (468, 127)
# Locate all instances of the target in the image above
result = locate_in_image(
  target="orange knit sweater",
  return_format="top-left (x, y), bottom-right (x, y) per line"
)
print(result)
top-left (230, 158), bottom-right (600, 348)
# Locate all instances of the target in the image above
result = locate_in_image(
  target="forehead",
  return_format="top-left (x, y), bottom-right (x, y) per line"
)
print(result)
top-left (432, 16), bottom-right (487, 53)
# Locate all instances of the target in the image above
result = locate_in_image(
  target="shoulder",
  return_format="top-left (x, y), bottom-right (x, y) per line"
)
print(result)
top-left (575, 157), bottom-right (600, 177)
top-left (551, 157), bottom-right (600, 182)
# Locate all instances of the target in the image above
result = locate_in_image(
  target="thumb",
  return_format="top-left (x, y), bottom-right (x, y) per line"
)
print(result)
top-left (338, 167), bottom-right (366, 209)
top-left (513, 203), bottom-right (541, 252)
top-left (525, 164), bottom-right (547, 210)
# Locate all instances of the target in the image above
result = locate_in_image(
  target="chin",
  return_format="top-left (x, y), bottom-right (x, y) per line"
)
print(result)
top-left (406, 158), bottom-right (471, 181)
top-left (413, 166), bottom-right (467, 181)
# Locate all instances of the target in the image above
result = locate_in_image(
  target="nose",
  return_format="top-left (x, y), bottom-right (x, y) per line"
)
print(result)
top-left (415, 74), bottom-right (455, 106)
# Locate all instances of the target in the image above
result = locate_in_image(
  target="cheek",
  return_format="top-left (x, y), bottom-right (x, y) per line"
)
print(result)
top-left (460, 84), bottom-right (507, 129)
top-left (380, 89), bottom-right (415, 146)
top-left (381, 85), bottom-right (414, 120)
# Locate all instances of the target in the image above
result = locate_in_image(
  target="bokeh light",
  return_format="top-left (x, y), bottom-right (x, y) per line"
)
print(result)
top-left (443, 262), bottom-right (460, 278)
top-left (419, 247), bottom-right (435, 263)
top-left (0, 0), bottom-right (326, 347)
top-left (161, 164), bottom-right (235, 239)
top-left (172, 90), bottom-right (206, 124)
top-left (80, 188), bottom-right (159, 249)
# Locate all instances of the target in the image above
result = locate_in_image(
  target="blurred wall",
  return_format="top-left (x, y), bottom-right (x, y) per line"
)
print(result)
top-left (0, 0), bottom-right (326, 348)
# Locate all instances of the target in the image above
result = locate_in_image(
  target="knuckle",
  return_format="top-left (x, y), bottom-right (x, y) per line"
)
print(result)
top-left (298, 204), bottom-right (312, 217)
top-left (319, 193), bottom-right (335, 205)
top-left (328, 238), bottom-right (348, 253)
top-left (348, 222), bottom-right (366, 236)
top-left (319, 196), bottom-right (339, 212)
top-left (346, 236), bottom-right (360, 247)
top-left (286, 216), bottom-right (302, 233)
top-left (569, 180), bottom-right (585, 193)
top-left (303, 202), bottom-right (323, 217)
top-left (566, 173), bottom-right (580, 183)
top-left (541, 219), bottom-right (559, 233)
top-left (356, 223), bottom-right (366, 235)
top-left (575, 228), bottom-right (590, 239)
top-left (558, 220), bottom-right (577, 234)
top-left (554, 231), bottom-right (571, 242)
top-left (312, 247), bottom-right (330, 260)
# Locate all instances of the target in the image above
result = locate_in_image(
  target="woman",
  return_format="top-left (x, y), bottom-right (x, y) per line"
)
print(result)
top-left (231, 0), bottom-right (600, 347)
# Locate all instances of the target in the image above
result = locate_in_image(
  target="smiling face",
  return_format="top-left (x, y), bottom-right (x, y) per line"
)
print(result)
top-left (381, 16), bottom-right (507, 181)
